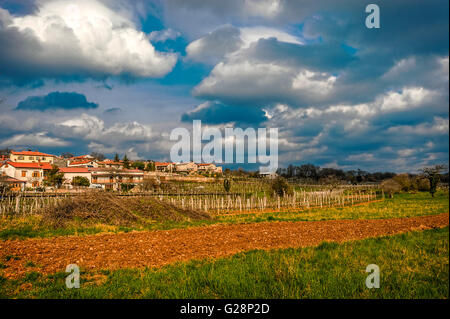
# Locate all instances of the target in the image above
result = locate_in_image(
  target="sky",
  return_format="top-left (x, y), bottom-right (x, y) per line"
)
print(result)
top-left (0, 0), bottom-right (448, 173)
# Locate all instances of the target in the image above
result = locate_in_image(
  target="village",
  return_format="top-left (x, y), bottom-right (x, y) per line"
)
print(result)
top-left (0, 150), bottom-right (223, 192)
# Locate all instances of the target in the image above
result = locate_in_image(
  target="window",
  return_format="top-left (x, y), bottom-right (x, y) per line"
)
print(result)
top-left (32, 171), bottom-right (40, 178)
top-left (18, 156), bottom-right (24, 160)
top-left (21, 171), bottom-right (27, 177)
top-left (42, 157), bottom-right (46, 160)
top-left (29, 157), bottom-right (34, 160)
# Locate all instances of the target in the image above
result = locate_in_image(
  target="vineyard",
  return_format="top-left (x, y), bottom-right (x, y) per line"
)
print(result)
top-left (159, 189), bottom-right (379, 214)
top-left (0, 179), bottom-right (381, 217)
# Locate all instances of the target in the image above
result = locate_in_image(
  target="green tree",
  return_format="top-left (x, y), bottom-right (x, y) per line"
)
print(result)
top-left (44, 165), bottom-right (65, 188)
top-left (421, 165), bottom-right (447, 197)
top-left (271, 176), bottom-right (293, 197)
top-left (131, 161), bottom-right (145, 170)
top-left (121, 183), bottom-right (134, 192)
top-left (114, 153), bottom-right (120, 162)
top-left (146, 162), bottom-right (156, 172)
top-left (72, 176), bottom-right (90, 187)
top-left (123, 154), bottom-right (130, 169)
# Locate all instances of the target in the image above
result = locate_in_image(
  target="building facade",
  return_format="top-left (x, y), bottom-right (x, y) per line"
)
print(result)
top-left (9, 151), bottom-right (55, 164)
top-left (154, 162), bottom-right (174, 172)
top-left (175, 162), bottom-right (198, 173)
top-left (90, 168), bottom-right (144, 190)
top-left (59, 167), bottom-right (92, 188)
top-left (0, 162), bottom-right (52, 188)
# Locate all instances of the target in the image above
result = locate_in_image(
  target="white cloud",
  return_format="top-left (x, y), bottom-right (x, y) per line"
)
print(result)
top-left (0, 132), bottom-right (68, 147)
top-left (59, 114), bottom-right (154, 144)
top-left (379, 87), bottom-right (436, 112)
top-left (239, 26), bottom-right (302, 48)
top-left (193, 57), bottom-right (338, 106)
top-left (387, 117), bottom-right (449, 135)
top-left (2, 0), bottom-right (177, 78)
top-left (243, 0), bottom-right (283, 18)
top-left (292, 70), bottom-right (336, 94)
top-left (148, 28), bottom-right (181, 42)
top-left (186, 25), bottom-right (243, 65)
top-left (324, 87), bottom-right (438, 118)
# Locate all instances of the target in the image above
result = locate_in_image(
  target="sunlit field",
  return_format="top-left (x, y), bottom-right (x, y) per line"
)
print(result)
top-left (1, 227), bottom-right (448, 299)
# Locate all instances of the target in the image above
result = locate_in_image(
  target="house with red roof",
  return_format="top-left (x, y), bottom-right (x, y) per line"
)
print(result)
top-left (71, 154), bottom-right (94, 160)
top-left (0, 174), bottom-right (26, 192)
top-left (59, 167), bottom-right (92, 188)
top-left (0, 161), bottom-right (53, 188)
top-left (175, 162), bottom-right (198, 173)
top-left (9, 150), bottom-right (56, 164)
top-left (90, 168), bottom-right (143, 190)
top-left (67, 159), bottom-right (98, 168)
top-left (154, 162), bottom-right (174, 172)
top-left (96, 159), bottom-right (124, 169)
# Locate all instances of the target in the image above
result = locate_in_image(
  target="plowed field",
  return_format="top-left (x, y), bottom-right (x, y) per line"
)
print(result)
top-left (1, 212), bottom-right (448, 278)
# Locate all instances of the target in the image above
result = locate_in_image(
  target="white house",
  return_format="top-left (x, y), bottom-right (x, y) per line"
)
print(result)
top-left (59, 167), bottom-right (92, 188)
top-left (175, 162), bottom-right (198, 173)
top-left (9, 150), bottom-right (56, 164)
top-left (0, 161), bottom-right (52, 188)
top-left (67, 159), bottom-right (98, 168)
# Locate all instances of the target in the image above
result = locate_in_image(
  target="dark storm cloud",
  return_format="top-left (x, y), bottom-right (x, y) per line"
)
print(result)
top-left (181, 101), bottom-right (267, 125)
top-left (16, 91), bottom-right (98, 111)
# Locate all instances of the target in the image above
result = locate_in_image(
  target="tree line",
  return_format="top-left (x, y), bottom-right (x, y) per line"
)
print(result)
top-left (276, 164), bottom-right (396, 184)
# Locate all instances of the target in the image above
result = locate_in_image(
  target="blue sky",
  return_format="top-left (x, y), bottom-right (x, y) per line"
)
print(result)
top-left (0, 0), bottom-right (448, 172)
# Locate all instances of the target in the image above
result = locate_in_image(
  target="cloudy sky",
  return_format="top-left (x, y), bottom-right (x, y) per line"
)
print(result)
top-left (0, 0), bottom-right (448, 172)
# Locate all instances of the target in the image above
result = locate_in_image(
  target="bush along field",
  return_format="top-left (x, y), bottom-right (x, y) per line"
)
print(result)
top-left (0, 227), bottom-right (448, 299)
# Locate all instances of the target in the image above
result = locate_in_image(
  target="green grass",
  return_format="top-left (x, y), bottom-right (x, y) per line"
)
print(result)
top-left (219, 191), bottom-right (449, 224)
top-left (0, 227), bottom-right (448, 299)
top-left (0, 191), bottom-right (448, 240)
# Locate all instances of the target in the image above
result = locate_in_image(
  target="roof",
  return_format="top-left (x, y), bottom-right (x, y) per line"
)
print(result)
top-left (154, 162), bottom-right (172, 166)
top-left (97, 160), bottom-right (123, 165)
top-left (89, 168), bottom-right (143, 173)
top-left (11, 150), bottom-right (55, 157)
top-left (70, 155), bottom-right (94, 160)
top-left (59, 167), bottom-right (90, 173)
top-left (197, 163), bottom-right (214, 166)
top-left (68, 159), bottom-right (94, 165)
top-left (2, 161), bottom-right (53, 169)
top-left (0, 176), bottom-right (25, 183)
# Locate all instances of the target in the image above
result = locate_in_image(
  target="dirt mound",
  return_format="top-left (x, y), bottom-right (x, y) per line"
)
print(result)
top-left (41, 193), bottom-right (212, 227)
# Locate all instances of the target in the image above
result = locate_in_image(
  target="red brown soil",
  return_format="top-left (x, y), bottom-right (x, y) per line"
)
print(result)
top-left (1, 213), bottom-right (448, 278)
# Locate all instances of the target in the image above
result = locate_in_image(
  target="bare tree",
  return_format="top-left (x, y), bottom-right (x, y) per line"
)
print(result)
top-left (420, 164), bottom-right (447, 197)
top-left (381, 179), bottom-right (402, 198)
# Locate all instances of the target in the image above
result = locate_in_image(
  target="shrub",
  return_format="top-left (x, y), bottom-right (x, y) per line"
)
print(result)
top-left (141, 178), bottom-right (160, 191)
top-left (381, 179), bottom-right (402, 198)
top-left (413, 176), bottom-right (430, 192)
top-left (392, 173), bottom-right (413, 191)
top-left (120, 183), bottom-right (135, 192)
top-left (72, 176), bottom-right (90, 187)
top-left (271, 176), bottom-right (293, 197)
